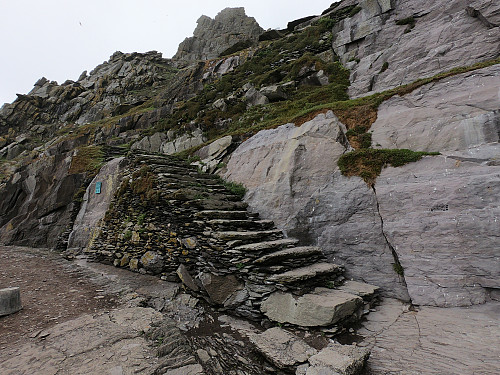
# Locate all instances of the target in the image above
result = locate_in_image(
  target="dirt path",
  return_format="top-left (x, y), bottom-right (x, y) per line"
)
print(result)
top-left (0, 246), bottom-right (117, 350)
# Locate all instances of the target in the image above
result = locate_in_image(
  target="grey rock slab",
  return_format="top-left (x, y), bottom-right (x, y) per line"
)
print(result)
top-left (164, 364), bottom-right (204, 375)
top-left (358, 299), bottom-right (500, 375)
top-left (371, 65), bottom-right (500, 152)
top-left (233, 238), bottom-right (299, 252)
top-left (213, 229), bottom-right (282, 241)
top-left (249, 327), bottom-right (317, 368)
top-left (261, 289), bottom-right (362, 327)
top-left (224, 111), bottom-right (349, 235)
top-left (255, 246), bottom-right (323, 264)
top-left (305, 343), bottom-right (370, 375)
top-left (267, 262), bottom-right (343, 284)
top-left (176, 264), bottom-right (200, 292)
top-left (0, 287), bottom-right (22, 316)
top-left (68, 157), bottom-right (127, 250)
top-left (199, 273), bottom-right (243, 305)
top-left (338, 281), bottom-right (380, 299)
top-left (260, 85), bottom-right (288, 101)
top-left (375, 155), bottom-right (500, 306)
top-left (245, 87), bottom-right (269, 107)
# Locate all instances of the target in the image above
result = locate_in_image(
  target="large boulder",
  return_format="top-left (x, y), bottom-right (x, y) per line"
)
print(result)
top-left (261, 289), bottom-right (363, 327)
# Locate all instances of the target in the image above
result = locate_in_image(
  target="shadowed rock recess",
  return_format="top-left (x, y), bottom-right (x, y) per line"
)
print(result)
top-left (1, 0), bottom-right (499, 374)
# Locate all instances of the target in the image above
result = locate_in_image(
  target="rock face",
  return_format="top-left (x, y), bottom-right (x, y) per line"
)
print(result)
top-left (173, 8), bottom-right (263, 61)
top-left (67, 157), bottom-right (127, 250)
top-left (0, 51), bottom-right (177, 132)
top-left (224, 112), bottom-right (411, 301)
top-left (0, 146), bottom-right (85, 247)
top-left (376, 156), bottom-right (500, 306)
top-left (371, 65), bottom-right (500, 152)
top-left (332, 0), bottom-right (500, 97)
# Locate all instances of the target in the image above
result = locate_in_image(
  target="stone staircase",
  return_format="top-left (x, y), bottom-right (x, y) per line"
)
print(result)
top-left (89, 151), bottom-right (378, 329)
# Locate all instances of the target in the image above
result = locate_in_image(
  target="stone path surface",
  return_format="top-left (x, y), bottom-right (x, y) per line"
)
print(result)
top-left (358, 298), bottom-right (500, 375)
top-left (2, 245), bottom-right (499, 375)
top-left (0, 246), bottom-right (198, 375)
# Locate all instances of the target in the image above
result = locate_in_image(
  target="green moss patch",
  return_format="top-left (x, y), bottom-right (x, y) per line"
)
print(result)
top-left (338, 148), bottom-right (440, 184)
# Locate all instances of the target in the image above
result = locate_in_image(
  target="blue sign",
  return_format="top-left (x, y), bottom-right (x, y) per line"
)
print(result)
top-left (95, 182), bottom-right (102, 194)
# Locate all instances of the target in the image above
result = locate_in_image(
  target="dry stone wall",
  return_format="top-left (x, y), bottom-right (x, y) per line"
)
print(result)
top-left (87, 151), bottom-right (378, 328)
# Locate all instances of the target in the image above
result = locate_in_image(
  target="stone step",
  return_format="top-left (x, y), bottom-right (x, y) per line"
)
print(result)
top-left (196, 210), bottom-right (251, 220)
top-left (185, 200), bottom-right (248, 211)
top-left (337, 280), bottom-right (379, 301)
top-left (254, 246), bottom-right (323, 265)
top-left (267, 262), bottom-right (343, 284)
top-left (212, 229), bottom-right (283, 242)
top-left (260, 289), bottom-right (363, 327)
top-left (206, 219), bottom-right (275, 231)
top-left (233, 238), bottom-right (299, 253)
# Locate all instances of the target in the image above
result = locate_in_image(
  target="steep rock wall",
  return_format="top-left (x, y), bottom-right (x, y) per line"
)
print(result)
top-left (332, 0), bottom-right (500, 97)
top-left (224, 62), bottom-right (500, 306)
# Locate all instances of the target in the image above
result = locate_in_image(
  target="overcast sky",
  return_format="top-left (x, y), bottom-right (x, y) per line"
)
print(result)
top-left (0, 0), bottom-right (333, 106)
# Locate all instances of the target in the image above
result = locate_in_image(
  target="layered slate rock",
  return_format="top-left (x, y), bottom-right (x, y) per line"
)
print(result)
top-left (173, 8), bottom-right (264, 62)
top-left (331, 0), bottom-right (500, 97)
top-left (88, 151), bottom-right (378, 327)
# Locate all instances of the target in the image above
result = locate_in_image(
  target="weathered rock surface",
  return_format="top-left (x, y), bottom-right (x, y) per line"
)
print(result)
top-left (0, 145), bottom-right (85, 247)
top-left (261, 288), bottom-right (363, 327)
top-left (371, 65), bottom-right (500, 152)
top-left (375, 155), bottom-right (500, 306)
top-left (333, 0), bottom-right (500, 97)
top-left (174, 8), bottom-right (263, 62)
top-left (300, 343), bottom-right (370, 375)
top-left (249, 327), bottom-right (318, 369)
top-left (358, 298), bottom-right (500, 375)
top-left (224, 112), bottom-right (410, 301)
top-left (67, 157), bottom-right (127, 250)
top-left (131, 128), bottom-right (206, 155)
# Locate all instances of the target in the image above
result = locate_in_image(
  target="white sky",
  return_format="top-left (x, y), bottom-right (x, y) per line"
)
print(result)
top-left (0, 0), bottom-right (333, 106)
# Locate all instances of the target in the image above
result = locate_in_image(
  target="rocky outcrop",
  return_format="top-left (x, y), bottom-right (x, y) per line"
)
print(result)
top-left (0, 143), bottom-right (86, 247)
top-left (332, 0), bottom-right (500, 97)
top-left (173, 8), bottom-right (263, 62)
top-left (0, 51), bottom-right (177, 134)
top-left (223, 112), bottom-right (411, 301)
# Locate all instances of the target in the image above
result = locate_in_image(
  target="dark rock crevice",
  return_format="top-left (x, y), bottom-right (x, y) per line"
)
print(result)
top-left (371, 184), bottom-right (412, 305)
